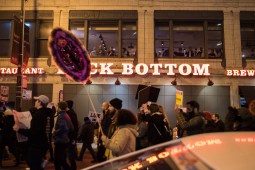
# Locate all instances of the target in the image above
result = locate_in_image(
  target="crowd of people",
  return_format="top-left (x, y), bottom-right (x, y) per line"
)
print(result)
top-left (0, 96), bottom-right (255, 169)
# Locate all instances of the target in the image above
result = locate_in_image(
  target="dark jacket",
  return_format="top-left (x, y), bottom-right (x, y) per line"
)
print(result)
top-left (101, 110), bottom-right (114, 136)
top-left (53, 111), bottom-right (74, 144)
top-left (18, 107), bottom-right (51, 150)
top-left (176, 112), bottom-right (205, 136)
top-left (66, 108), bottom-right (79, 140)
top-left (146, 112), bottom-right (166, 145)
top-left (78, 120), bottom-right (94, 144)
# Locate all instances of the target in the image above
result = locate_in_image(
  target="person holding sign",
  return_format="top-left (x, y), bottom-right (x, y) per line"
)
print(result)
top-left (176, 100), bottom-right (205, 137)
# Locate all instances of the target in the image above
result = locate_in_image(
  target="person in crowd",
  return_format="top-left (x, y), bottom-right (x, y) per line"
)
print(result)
top-left (158, 104), bottom-right (173, 140)
top-left (77, 117), bottom-right (97, 162)
top-left (212, 113), bottom-right (225, 132)
top-left (202, 111), bottom-right (215, 133)
top-left (66, 100), bottom-right (79, 170)
top-left (43, 103), bottom-right (55, 163)
top-left (107, 98), bottom-right (123, 138)
top-left (90, 47), bottom-right (97, 56)
top-left (122, 48), bottom-right (129, 57)
top-left (97, 101), bottom-right (112, 162)
top-left (2, 109), bottom-right (20, 167)
top-left (235, 107), bottom-right (255, 131)
top-left (224, 106), bottom-right (238, 131)
top-left (136, 112), bottom-right (148, 150)
top-left (141, 103), bottom-right (169, 145)
top-left (53, 101), bottom-right (74, 170)
top-left (176, 100), bottom-right (205, 136)
top-left (14, 95), bottom-right (51, 170)
top-left (101, 109), bottom-right (138, 160)
top-left (97, 44), bottom-right (105, 56)
top-left (108, 46), bottom-right (116, 57)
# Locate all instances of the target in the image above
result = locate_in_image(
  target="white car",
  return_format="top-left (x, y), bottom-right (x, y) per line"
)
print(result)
top-left (83, 132), bottom-right (255, 170)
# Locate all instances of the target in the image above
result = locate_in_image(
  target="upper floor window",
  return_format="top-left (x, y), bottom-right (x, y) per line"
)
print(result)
top-left (0, 21), bottom-right (12, 57)
top-left (154, 11), bottom-right (224, 59)
top-left (0, 10), bottom-right (53, 58)
top-left (240, 12), bottom-right (255, 59)
top-left (69, 10), bottom-right (137, 58)
top-left (25, 20), bottom-right (53, 58)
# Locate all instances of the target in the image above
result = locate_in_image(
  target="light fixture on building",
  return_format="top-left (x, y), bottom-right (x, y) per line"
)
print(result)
top-left (207, 78), bottom-right (214, 86)
top-left (86, 78), bottom-right (92, 85)
top-left (181, 42), bottom-right (184, 46)
top-left (115, 77), bottom-right (121, 85)
top-left (171, 78), bottom-right (177, 86)
top-left (161, 41), bottom-right (164, 46)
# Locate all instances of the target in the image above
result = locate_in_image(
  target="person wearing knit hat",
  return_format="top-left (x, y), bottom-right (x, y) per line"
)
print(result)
top-left (109, 98), bottom-right (122, 110)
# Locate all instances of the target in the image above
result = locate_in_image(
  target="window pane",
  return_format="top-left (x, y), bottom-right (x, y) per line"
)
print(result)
top-left (70, 21), bottom-right (84, 44)
top-left (0, 21), bottom-right (11, 39)
top-left (39, 21), bottom-right (53, 38)
top-left (0, 40), bottom-right (10, 56)
top-left (88, 20), bottom-right (118, 57)
top-left (155, 22), bottom-right (169, 57)
top-left (25, 22), bottom-right (36, 57)
top-left (39, 40), bottom-right (49, 56)
top-left (208, 21), bottom-right (224, 58)
top-left (173, 21), bottom-right (204, 58)
top-left (122, 21), bottom-right (137, 57)
top-left (241, 22), bottom-right (255, 59)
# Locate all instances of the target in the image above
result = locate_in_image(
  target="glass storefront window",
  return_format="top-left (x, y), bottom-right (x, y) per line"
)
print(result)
top-left (88, 20), bottom-right (118, 57)
top-left (0, 21), bottom-right (11, 56)
top-left (122, 21), bottom-right (137, 57)
top-left (241, 22), bottom-right (255, 59)
top-left (173, 21), bottom-right (204, 58)
top-left (155, 22), bottom-right (169, 57)
top-left (208, 21), bottom-right (224, 58)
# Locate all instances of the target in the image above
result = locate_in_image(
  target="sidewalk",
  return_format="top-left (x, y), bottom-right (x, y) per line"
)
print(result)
top-left (1, 143), bottom-right (98, 170)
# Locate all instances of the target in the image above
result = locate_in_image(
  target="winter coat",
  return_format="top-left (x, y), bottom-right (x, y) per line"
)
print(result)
top-left (53, 111), bottom-right (74, 144)
top-left (18, 107), bottom-right (51, 150)
top-left (146, 112), bottom-right (167, 145)
top-left (102, 124), bottom-right (138, 159)
top-left (78, 121), bottom-right (94, 144)
top-left (176, 111), bottom-right (205, 136)
top-left (66, 108), bottom-right (79, 140)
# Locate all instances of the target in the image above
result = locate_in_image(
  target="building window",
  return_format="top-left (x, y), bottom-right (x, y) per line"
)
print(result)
top-left (69, 10), bottom-right (138, 58)
top-left (25, 20), bottom-right (53, 58)
top-left (155, 22), bottom-right (169, 57)
top-left (241, 22), bottom-right (255, 59)
top-left (88, 20), bottom-right (118, 57)
top-left (122, 21), bottom-right (137, 57)
top-left (0, 21), bottom-right (12, 57)
top-left (208, 21), bottom-right (223, 58)
top-left (173, 21), bottom-right (204, 58)
top-left (154, 11), bottom-right (224, 59)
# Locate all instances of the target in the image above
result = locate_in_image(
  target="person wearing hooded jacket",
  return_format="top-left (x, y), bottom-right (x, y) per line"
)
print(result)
top-left (101, 109), bottom-right (138, 160)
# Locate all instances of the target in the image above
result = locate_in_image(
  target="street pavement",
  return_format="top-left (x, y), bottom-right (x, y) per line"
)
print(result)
top-left (1, 147), bottom-right (97, 170)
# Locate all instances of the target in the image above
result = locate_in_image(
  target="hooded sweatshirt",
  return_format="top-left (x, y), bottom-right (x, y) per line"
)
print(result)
top-left (102, 124), bottom-right (138, 159)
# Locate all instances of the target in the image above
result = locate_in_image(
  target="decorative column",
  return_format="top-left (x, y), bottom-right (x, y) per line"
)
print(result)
top-left (224, 9), bottom-right (242, 69)
top-left (52, 83), bottom-right (63, 105)
top-left (137, 9), bottom-right (154, 65)
top-left (230, 81), bottom-right (240, 108)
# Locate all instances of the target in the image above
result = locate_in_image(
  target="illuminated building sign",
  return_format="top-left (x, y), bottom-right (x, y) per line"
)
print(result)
top-left (0, 68), bottom-right (44, 74)
top-left (90, 63), bottom-right (210, 76)
top-left (226, 69), bottom-right (255, 76)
